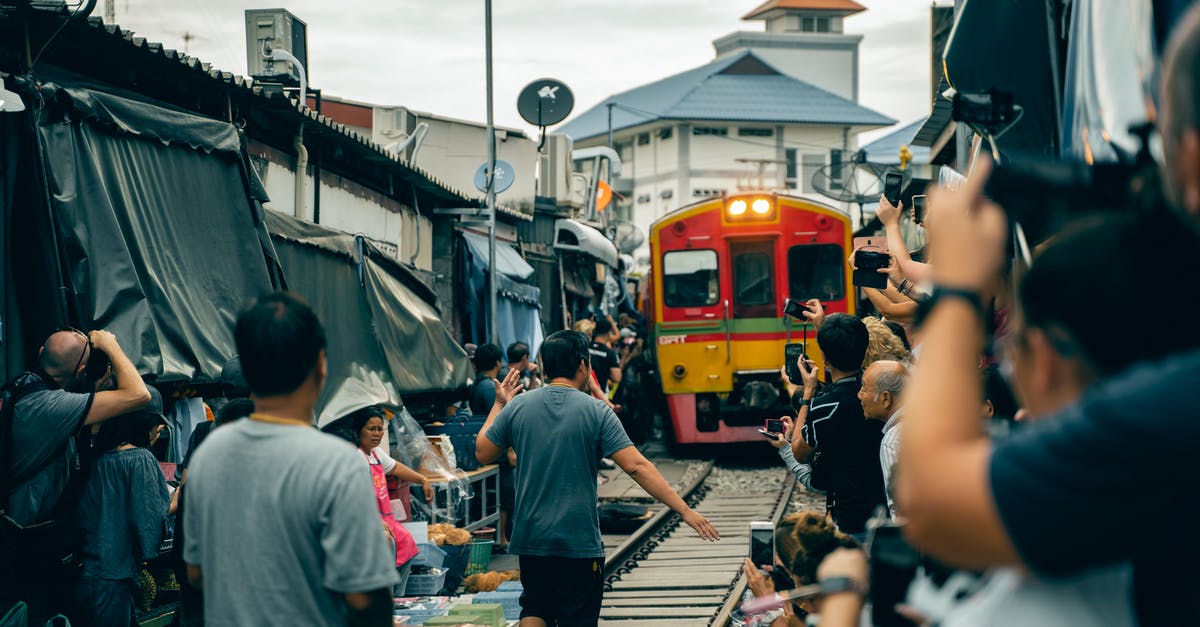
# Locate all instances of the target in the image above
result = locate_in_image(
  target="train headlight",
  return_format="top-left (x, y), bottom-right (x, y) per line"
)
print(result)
top-left (751, 198), bottom-right (771, 214)
top-left (728, 199), bottom-right (747, 216)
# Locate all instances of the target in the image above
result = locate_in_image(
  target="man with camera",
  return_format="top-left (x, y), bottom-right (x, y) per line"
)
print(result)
top-left (2, 327), bottom-right (151, 622)
top-left (897, 9), bottom-right (1200, 625)
top-left (790, 314), bottom-right (886, 542)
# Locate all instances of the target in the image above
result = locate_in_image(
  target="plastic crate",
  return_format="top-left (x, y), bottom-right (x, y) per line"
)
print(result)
top-left (405, 568), bottom-right (448, 596)
top-left (472, 591), bottom-right (522, 621)
top-left (464, 539), bottom-right (494, 576)
top-left (411, 543), bottom-right (446, 569)
top-left (495, 581), bottom-right (523, 592)
top-left (450, 602), bottom-right (505, 627)
top-left (392, 596), bottom-right (452, 626)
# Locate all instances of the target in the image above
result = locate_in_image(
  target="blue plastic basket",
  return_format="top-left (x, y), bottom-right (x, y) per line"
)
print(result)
top-left (411, 543), bottom-right (446, 569)
top-left (404, 568), bottom-right (448, 596)
top-left (472, 590), bottom-right (522, 621)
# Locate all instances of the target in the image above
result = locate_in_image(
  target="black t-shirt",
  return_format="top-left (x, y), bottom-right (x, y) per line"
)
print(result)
top-left (799, 375), bottom-right (886, 534)
top-left (589, 343), bottom-right (619, 392)
top-left (989, 348), bottom-right (1200, 627)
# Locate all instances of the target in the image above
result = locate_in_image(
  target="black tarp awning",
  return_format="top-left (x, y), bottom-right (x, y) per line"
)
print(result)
top-left (943, 0), bottom-right (1062, 157)
top-left (33, 83), bottom-right (278, 383)
top-left (265, 210), bottom-right (469, 423)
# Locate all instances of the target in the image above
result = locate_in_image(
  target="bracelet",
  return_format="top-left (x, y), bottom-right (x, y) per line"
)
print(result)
top-left (897, 278), bottom-right (912, 295)
top-left (818, 576), bottom-right (868, 598)
top-left (913, 285), bottom-right (986, 328)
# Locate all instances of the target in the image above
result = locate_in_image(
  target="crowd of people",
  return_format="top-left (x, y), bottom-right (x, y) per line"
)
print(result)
top-left (3, 5), bottom-right (1200, 626)
top-left (741, 5), bottom-right (1200, 626)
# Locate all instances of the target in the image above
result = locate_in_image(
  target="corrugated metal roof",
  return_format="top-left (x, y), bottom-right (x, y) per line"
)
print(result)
top-left (558, 51), bottom-right (894, 142)
top-left (862, 118), bottom-right (932, 164)
top-left (743, 0), bottom-right (867, 19)
top-left (11, 2), bottom-right (477, 207)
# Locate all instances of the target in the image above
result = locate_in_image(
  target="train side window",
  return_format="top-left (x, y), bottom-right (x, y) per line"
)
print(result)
top-left (663, 249), bottom-right (719, 307)
top-left (787, 244), bottom-right (845, 302)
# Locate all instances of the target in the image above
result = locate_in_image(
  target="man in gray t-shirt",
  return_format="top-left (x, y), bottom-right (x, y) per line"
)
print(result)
top-left (2, 329), bottom-right (150, 624)
top-left (182, 293), bottom-right (396, 626)
top-left (477, 330), bottom-right (719, 625)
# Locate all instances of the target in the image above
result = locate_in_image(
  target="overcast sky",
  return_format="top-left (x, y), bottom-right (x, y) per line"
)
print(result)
top-left (113, 0), bottom-right (938, 143)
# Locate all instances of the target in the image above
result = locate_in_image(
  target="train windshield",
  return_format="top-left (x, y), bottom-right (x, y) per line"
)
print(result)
top-left (787, 244), bottom-right (845, 302)
top-left (663, 249), bottom-right (719, 307)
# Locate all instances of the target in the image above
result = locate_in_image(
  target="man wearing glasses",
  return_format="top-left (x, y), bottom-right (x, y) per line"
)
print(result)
top-left (3, 327), bottom-right (150, 622)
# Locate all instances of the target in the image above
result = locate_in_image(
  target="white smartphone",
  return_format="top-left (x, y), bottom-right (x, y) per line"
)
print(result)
top-left (749, 521), bottom-right (775, 568)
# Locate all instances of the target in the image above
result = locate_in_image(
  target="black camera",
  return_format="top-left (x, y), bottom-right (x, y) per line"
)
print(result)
top-left (951, 89), bottom-right (1018, 132)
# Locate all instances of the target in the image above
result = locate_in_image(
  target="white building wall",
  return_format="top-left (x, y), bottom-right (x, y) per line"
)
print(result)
top-left (752, 49), bottom-right (854, 101)
top-left (250, 146), bottom-right (434, 271)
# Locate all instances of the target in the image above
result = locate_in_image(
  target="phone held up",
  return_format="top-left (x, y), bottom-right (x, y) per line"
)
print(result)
top-left (911, 194), bottom-right (927, 225)
top-left (883, 171), bottom-right (903, 207)
top-left (852, 235), bottom-right (890, 290)
top-left (784, 342), bottom-right (807, 385)
top-left (749, 521), bottom-right (775, 569)
top-left (765, 418), bottom-right (784, 433)
top-left (783, 299), bottom-right (812, 321)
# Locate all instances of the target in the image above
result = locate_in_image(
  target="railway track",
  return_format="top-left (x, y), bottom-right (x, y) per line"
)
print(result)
top-left (598, 461), bottom-right (796, 626)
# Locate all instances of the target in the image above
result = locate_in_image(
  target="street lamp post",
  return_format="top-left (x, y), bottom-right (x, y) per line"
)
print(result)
top-left (484, 0), bottom-right (498, 346)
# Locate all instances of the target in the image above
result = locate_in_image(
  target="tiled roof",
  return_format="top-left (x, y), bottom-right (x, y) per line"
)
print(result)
top-left (862, 118), bottom-right (932, 164)
top-left (743, 0), bottom-right (868, 19)
top-left (558, 51), bottom-right (894, 142)
top-left (9, 2), bottom-right (477, 207)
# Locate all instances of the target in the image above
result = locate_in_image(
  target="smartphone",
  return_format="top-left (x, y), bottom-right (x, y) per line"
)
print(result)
top-left (758, 428), bottom-right (780, 440)
top-left (783, 299), bottom-right (811, 320)
top-left (852, 236), bottom-right (888, 253)
top-left (765, 418), bottom-right (784, 433)
top-left (883, 171), bottom-right (903, 206)
top-left (749, 521), bottom-right (775, 568)
top-left (784, 342), bottom-right (806, 384)
top-left (852, 250), bottom-right (890, 289)
top-left (911, 194), bottom-right (927, 225)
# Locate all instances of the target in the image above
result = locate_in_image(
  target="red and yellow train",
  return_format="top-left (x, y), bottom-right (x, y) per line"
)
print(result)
top-left (644, 192), bottom-right (855, 444)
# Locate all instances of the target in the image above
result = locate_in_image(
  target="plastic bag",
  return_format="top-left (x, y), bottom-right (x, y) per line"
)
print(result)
top-left (386, 407), bottom-right (469, 524)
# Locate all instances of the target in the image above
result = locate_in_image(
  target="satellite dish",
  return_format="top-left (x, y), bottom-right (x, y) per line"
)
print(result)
top-left (612, 221), bottom-right (646, 255)
top-left (474, 160), bottom-right (515, 194)
top-left (810, 150), bottom-right (892, 227)
top-left (517, 78), bottom-right (574, 127)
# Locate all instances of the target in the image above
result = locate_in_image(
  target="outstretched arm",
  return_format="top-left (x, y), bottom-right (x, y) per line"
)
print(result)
top-left (611, 446), bottom-right (720, 541)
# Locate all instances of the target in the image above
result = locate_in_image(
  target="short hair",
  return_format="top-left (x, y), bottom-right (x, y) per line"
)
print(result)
top-left (981, 365), bottom-right (1018, 421)
top-left (869, 361), bottom-right (908, 400)
top-left (1163, 3), bottom-right (1200, 138)
top-left (506, 342), bottom-right (530, 364)
top-left (862, 317), bottom-right (910, 369)
top-left (816, 313), bottom-right (869, 372)
top-left (216, 397), bottom-right (254, 425)
top-left (95, 388), bottom-right (163, 451)
top-left (234, 292), bottom-right (327, 397)
top-left (774, 511), bottom-right (860, 585)
top-left (472, 343), bottom-right (503, 372)
top-left (539, 330), bottom-right (590, 380)
top-left (572, 319), bottom-right (595, 338)
top-left (883, 320), bottom-right (910, 351)
top-left (1019, 210), bottom-right (1200, 379)
top-left (593, 317), bottom-right (616, 339)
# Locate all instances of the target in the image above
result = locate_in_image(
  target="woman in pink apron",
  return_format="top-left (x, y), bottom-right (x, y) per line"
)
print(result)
top-left (351, 408), bottom-right (432, 567)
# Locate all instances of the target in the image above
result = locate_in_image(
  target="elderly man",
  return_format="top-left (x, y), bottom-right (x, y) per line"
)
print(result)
top-left (2, 328), bottom-right (150, 622)
top-left (857, 359), bottom-right (908, 518)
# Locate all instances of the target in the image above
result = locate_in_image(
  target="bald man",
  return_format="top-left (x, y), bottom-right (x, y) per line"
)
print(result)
top-left (3, 328), bottom-right (149, 623)
top-left (856, 359), bottom-right (908, 518)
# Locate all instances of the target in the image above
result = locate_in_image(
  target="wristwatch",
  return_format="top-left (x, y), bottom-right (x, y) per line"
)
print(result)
top-left (818, 576), bottom-right (868, 598)
top-left (913, 285), bottom-right (985, 328)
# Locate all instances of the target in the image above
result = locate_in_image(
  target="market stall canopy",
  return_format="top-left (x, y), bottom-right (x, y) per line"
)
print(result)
top-left (460, 229), bottom-right (535, 280)
top-left (943, 0), bottom-right (1061, 157)
top-left (265, 210), bottom-right (469, 424)
top-left (32, 82), bottom-right (278, 383)
top-left (554, 219), bottom-right (619, 268)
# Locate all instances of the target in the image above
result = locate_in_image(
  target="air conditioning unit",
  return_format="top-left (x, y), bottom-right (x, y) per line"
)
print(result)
top-left (245, 9), bottom-right (308, 83)
top-left (537, 133), bottom-right (576, 206)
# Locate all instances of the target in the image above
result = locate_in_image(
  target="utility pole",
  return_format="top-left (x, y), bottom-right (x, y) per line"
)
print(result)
top-left (607, 102), bottom-right (614, 149)
top-left (484, 0), bottom-right (498, 346)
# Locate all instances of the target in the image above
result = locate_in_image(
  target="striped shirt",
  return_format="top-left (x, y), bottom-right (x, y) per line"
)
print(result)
top-left (879, 408), bottom-right (904, 518)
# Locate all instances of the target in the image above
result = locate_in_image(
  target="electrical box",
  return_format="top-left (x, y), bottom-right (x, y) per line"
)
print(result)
top-left (537, 133), bottom-right (575, 208)
top-left (244, 9), bottom-right (308, 83)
